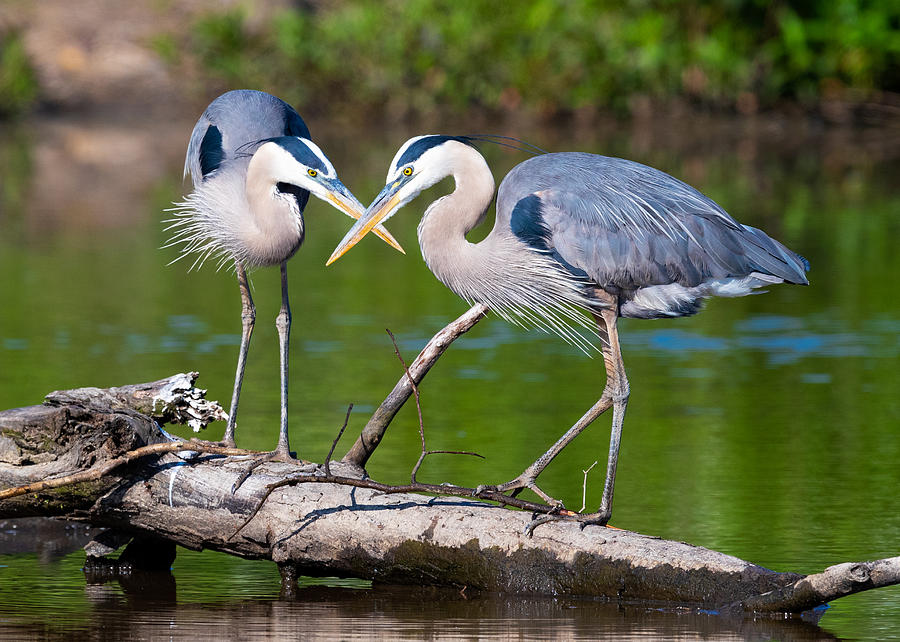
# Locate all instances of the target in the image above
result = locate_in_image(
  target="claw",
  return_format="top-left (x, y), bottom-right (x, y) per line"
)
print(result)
top-left (231, 448), bottom-right (296, 494)
top-left (524, 514), bottom-right (560, 537)
top-left (473, 484), bottom-right (491, 497)
top-left (524, 508), bottom-right (609, 537)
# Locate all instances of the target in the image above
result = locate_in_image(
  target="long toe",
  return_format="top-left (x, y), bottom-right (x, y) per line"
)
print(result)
top-left (269, 446), bottom-right (295, 463)
top-left (477, 475), bottom-right (566, 510)
top-left (230, 449), bottom-right (294, 494)
top-left (524, 508), bottom-right (610, 537)
top-left (576, 509), bottom-right (612, 528)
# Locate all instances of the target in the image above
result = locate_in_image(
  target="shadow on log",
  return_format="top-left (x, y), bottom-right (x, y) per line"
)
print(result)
top-left (1, 373), bottom-right (898, 617)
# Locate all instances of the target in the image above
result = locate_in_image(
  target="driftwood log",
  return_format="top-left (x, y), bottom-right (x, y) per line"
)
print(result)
top-left (1, 372), bottom-right (898, 617)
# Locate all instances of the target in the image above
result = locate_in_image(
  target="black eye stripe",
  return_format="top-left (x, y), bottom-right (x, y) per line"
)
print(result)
top-left (261, 136), bottom-right (329, 173)
top-left (395, 135), bottom-right (474, 168)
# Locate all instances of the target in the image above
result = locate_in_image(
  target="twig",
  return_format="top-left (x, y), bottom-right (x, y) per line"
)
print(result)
top-left (386, 328), bottom-right (484, 484)
top-left (229, 471), bottom-right (561, 541)
top-left (343, 303), bottom-right (489, 468)
top-left (325, 404), bottom-right (353, 478)
top-left (0, 440), bottom-right (258, 501)
top-left (386, 328), bottom-right (427, 483)
top-left (427, 450), bottom-right (484, 458)
top-left (580, 461), bottom-right (598, 513)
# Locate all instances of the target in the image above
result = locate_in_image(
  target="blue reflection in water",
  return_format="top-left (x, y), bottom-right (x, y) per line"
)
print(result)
top-left (734, 315), bottom-right (805, 333)
top-left (302, 339), bottom-right (344, 353)
top-left (329, 313), bottom-right (376, 327)
top-left (2, 338), bottom-right (28, 350)
top-left (801, 373), bottom-right (832, 384)
top-left (195, 334), bottom-right (240, 354)
top-left (167, 315), bottom-right (208, 334)
top-left (75, 311), bottom-right (898, 382)
top-left (632, 329), bottom-right (729, 353)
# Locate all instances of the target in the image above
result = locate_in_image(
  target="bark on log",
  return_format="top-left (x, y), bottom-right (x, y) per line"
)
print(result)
top-left (1, 375), bottom-right (898, 615)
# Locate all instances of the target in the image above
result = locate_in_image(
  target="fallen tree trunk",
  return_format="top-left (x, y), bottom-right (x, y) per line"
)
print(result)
top-left (1, 375), bottom-right (897, 615)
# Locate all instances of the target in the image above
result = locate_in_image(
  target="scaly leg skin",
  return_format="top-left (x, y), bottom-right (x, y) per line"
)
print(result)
top-left (230, 262), bottom-right (295, 494)
top-left (475, 393), bottom-right (614, 508)
top-left (272, 260), bottom-right (293, 462)
top-left (477, 304), bottom-right (630, 534)
top-left (224, 261), bottom-right (255, 449)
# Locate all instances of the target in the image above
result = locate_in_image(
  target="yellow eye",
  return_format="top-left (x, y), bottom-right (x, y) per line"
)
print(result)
top-left (402, 166), bottom-right (413, 176)
top-left (308, 169), bottom-right (318, 177)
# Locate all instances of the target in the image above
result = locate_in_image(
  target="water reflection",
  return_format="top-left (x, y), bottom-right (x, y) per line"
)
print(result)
top-left (0, 555), bottom-right (842, 641)
top-left (78, 586), bottom-right (836, 641)
top-left (0, 518), bottom-right (98, 563)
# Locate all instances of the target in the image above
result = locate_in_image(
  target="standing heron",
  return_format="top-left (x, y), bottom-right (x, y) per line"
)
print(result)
top-left (327, 135), bottom-right (809, 524)
top-left (165, 90), bottom-right (402, 460)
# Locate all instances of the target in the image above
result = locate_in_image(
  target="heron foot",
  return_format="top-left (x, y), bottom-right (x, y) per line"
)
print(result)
top-left (230, 447), bottom-right (296, 494)
top-left (523, 508), bottom-right (612, 538)
top-left (474, 476), bottom-right (566, 510)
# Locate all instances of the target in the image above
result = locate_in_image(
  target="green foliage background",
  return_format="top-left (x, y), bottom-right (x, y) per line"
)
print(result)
top-left (187, 0), bottom-right (900, 118)
top-left (0, 30), bottom-right (38, 117)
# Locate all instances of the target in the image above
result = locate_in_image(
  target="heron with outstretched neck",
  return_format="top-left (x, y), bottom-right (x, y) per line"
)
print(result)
top-left (327, 135), bottom-right (808, 525)
top-left (165, 90), bottom-right (402, 460)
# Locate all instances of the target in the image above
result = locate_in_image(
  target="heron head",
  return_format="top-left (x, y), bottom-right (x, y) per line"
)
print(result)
top-left (251, 137), bottom-right (403, 252)
top-left (326, 135), bottom-right (474, 265)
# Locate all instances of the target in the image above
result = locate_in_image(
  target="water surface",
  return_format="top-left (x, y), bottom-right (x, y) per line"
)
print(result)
top-left (0, 112), bottom-right (898, 639)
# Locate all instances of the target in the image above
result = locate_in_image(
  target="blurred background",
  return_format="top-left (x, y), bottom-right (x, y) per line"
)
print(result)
top-left (0, 1), bottom-right (898, 639)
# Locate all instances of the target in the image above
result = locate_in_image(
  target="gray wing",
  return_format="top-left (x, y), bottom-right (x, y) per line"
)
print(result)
top-left (499, 152), bottom-right (809, 292)
top-left (184, 90), bottom-right (310, 187)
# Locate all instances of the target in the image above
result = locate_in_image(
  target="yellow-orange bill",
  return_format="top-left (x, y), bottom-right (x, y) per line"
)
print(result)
top-left (371, 226), bottom-right (404, 253)
top-left (326, 192), bottom-right (404, 254)
top-left (326, 191), bottom-right (402, 266)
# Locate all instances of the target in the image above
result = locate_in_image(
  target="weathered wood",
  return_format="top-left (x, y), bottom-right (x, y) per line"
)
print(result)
top-left (728, 557), bottom-right (900, 613)
top-left (0, 373), bottom-right (226, 515)
top-left (342, 303), bottom-right (488, 468)
top-left (1, 375), bottom-right (898, 615)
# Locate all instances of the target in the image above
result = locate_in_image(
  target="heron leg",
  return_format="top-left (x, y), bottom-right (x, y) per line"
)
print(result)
top-left (272, 260), bottom-right (293, 461)
top-left (478, 308), bottom-right (629, 522)
top-left (586, 308), bottom-right (629, 526)
top-left (224, 262), bottom-right (255, 448)
top-left (229, 263), bottom-right (296, 493)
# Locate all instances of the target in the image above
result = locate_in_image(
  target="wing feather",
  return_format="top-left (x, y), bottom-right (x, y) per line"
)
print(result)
top-left (498, 153), bottom-right (808, 293)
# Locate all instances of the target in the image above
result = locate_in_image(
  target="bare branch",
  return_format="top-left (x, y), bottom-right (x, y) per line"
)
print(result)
top-left (385, 327), bottom-right (486, 483)
top-left (581, 461), bottom-right (598, 513)
top-left (325, 404), bottom-right (353, 478)
top-left (728, 556), bottom-right (900, 613)
top-left (386, 328), bottom-right (428, 483)
top-left (0, 440), bottom-right (257, 501)
top-left (230, 468), bottom-right (569, 540)
top-left (343, 303), bottom-right (488, 469)
top-left (427, 450), bottom-right (484, 459)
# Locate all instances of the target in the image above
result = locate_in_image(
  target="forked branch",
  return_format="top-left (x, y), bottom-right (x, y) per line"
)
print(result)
top-left (384, 329), bottom-right (483, 484)
top-left (342, 303), bottom-right (488, 468)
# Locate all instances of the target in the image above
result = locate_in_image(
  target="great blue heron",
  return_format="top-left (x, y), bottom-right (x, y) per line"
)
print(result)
top-left (165, 90), bottom-right (402, 460)
top-left (327, 135), bottom-right (809, 524)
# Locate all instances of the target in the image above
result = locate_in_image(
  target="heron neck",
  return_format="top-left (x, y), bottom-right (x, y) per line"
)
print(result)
top-left (243, 152), bottom-right (304, 265)
top-left (417, 150), bottom-right (497, 298)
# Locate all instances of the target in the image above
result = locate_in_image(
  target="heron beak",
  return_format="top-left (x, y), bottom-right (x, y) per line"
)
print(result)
top-left (325, 180), bottom-right (404, 254)
top-left (326, 182), bottom-right (403, 266)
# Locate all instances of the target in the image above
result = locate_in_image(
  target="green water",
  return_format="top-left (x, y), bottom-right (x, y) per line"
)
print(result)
top-left (0, 114), bottom-right (898, 639)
